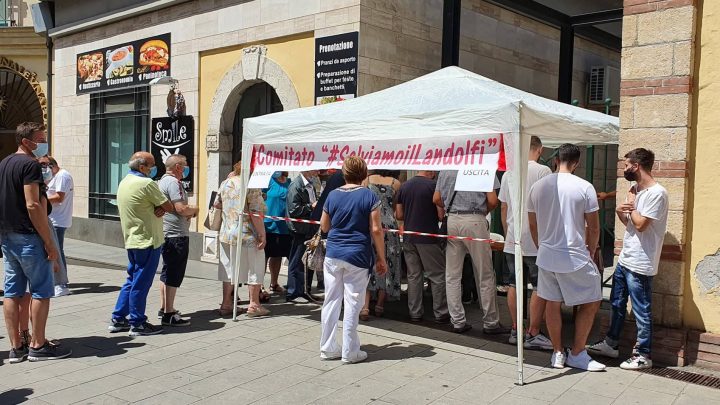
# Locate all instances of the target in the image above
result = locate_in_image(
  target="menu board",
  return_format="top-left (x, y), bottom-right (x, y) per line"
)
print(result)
top-left (314, 31), bottom-right (358, 105)
top-left (76, 33), bottom-right (171, 94)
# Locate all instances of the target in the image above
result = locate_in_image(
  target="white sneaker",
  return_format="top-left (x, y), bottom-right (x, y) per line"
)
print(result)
top-left (586, 339), bottom-right (619, 358)
top-left (53, 285), bottom-right (71, 297)
top-left (320, 351), bottom-right (341, 360)
top-left (508, 329), bottom-right (518, 345)
top-left (550, 351), bottom-right (566, 369)
top-left (342, 350), bottom-right (368, 364)
top-left (525, 332), bottom-right (554, 351)
top-left (620, 355), bottom-right (652, 370)
top-left (566, 349), bottom-right (606, 372)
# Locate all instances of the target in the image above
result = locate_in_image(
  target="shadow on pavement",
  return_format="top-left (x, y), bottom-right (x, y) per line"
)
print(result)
top-left (168, 309), bottom-right (228, 333)
top-left (0, 388), bottom-right (33, 403)
top-left (58, 335), bottom-right (146, 358)
top-left (68, 282), bottom-right (122, 295)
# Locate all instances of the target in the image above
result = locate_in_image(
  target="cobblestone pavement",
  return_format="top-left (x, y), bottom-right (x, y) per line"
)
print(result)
top-left (0, 261), bottom-right (718, 405)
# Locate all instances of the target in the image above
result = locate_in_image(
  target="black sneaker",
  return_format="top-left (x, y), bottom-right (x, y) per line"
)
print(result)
top-left (28, 341), bottom-right (72, 362)
top-left (162, 312), bottom-right (191, 327)
top-left (129, 322), bottom-right (164, 337)
top-left (452, 324), bottom-right (473, 334)
top-left (158, 309), bottom-right (182, 319)
top-left (108, 318), bottom-right (130, 333)
top-left (8, 346), bottom-right (28, 364)
top-left (483, 325), bottom-right (511, 335)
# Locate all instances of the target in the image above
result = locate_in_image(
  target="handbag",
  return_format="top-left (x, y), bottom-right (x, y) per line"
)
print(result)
top-left (204, 191), bottom-right (223, 231)
top-left (302, 230), bottom-right (326, 273)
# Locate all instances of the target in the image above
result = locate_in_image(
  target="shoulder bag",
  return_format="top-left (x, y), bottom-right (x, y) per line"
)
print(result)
top-left (204, 191), bottom-right (223, 232)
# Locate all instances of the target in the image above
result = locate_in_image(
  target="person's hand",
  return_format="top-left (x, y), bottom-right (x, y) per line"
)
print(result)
top-left (617, 202), bottom-right (634, 214)
top-left (375, 258), bottom-right (388, 276)
top-left (45, 243), bottom-right (59, 262)
top-left (154, 206), bottom-right (166, 217)
top-left (52, 260), bottom-right (61, 273)
top-left (626, 186), bottom-right (637, 205)
top-left (588, 245), bottom-right (597, 259)
top-left (256, 234), bottom-right (266, 250)
top-left (597, 192), bottom-right (608, 200)
top-left (312, 201), bottom-right (317, 209)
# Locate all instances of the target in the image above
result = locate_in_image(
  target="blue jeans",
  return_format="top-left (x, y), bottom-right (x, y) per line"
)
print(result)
top-left (112, 247), bottom-right (162, 326)
top-left (287, 233), bottom-right (310, 300)
top-left (606, 264), bottom-right (653, 356)
top-left (1, 232), bottom-right (54, 299)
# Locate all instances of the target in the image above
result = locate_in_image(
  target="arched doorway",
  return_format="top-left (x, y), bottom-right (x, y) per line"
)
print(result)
top-left (0, 67), bottom-right (45, 159)
top-left (231, 82), bottom-right (283, 164)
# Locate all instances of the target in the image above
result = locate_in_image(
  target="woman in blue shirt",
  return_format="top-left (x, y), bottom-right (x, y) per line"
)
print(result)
top-left (319, 156), bottom-right (387, 364)
top-left (263, 171), bottom-right (291, 294)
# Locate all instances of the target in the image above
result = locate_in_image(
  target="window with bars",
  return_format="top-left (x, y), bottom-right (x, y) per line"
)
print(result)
top-left (89, 87), bottom-right (149, 220)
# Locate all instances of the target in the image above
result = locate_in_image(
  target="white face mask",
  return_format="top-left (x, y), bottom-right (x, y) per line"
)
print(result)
top-left (42, 167), bottom-right (53, 181)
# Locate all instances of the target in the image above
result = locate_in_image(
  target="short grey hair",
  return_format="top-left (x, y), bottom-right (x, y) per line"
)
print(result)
top-left (165, 154), bottom-right (186, 170)
top-left (128, 156), bottom-right (149, 171)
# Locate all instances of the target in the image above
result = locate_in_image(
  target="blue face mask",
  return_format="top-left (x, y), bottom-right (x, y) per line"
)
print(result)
top-left (182, 166), bottom-right (190, 179)
top-left (42, 167), bottom-right (53, 181)
top-left (32, 142), bottom-right (49, 158)
top-left (149, 166), bottom-right (158, 178)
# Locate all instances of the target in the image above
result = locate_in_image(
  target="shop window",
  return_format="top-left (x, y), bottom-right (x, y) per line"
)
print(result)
top-left (89, 87), bottom-right (149, 220)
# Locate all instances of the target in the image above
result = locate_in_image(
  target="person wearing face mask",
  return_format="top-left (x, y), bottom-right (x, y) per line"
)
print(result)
top-left (0, 122), bottom-right (72, 362)
top-left (156, 154), bottom-right (196, 327)
top-left (108, 151), bottom-right (174, 337)
top-left (285, 170), bottom-right (321, 302)
top-left (262, 171), bottom-right (291, 295)
top-left (588, 148), bottom-right (668, 370)
top-left (38, 156), bottom-right (74, 298)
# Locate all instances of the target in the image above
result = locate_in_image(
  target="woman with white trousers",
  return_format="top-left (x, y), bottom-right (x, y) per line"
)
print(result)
top-left (319, 156), bottom-right (387, 364)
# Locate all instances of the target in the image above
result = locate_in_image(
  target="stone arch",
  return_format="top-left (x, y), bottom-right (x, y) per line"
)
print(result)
top-left (205, 45), bottom-right (300, 194)
top-left (0, 56), bottom-right (48, 126)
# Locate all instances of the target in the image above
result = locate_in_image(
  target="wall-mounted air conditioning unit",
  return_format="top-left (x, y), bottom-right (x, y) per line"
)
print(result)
top-left (588, 66), bottom-right (620, 106)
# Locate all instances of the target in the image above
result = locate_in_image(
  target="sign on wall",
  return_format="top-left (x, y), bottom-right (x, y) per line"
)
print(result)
top-left (76, 33), bottom-right (171, 94)
top-left (150, 116), bottom-right (194, 192)
top-left (314, 31), bottom-right (358, 105)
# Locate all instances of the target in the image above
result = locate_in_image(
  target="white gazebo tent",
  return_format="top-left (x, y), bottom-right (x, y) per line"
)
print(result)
top-left (235, 66), bottom-right (619, 385)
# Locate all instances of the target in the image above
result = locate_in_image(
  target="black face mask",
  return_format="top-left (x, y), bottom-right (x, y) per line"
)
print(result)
top-left (623, 169), bottom-right (638, 182)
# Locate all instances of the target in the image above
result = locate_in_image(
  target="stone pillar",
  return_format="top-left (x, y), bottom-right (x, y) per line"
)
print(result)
top-left (617, 0), bottom-right (696, 332)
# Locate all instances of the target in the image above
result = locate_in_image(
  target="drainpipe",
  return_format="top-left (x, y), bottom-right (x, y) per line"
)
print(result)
top-left (46, 35), bottom-right (53, 144)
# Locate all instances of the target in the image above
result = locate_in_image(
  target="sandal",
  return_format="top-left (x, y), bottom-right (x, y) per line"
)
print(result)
top-left (247, 306), bottom-right (271, 318)
top-left (270, 284), bottom-right (286, 294)
top-left (259, 287), bottom-right (271, 303)
top-left (360, 308), bottom-right (370, 321)
top-left (375, 305), bottom-right (384, 318)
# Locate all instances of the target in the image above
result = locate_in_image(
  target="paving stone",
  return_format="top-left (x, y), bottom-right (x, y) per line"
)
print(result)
top-left (37, 374), bottom-right (140, 405)
top-left (380, 374), bottom-right (460, 404)
top-left (257, 381), bottom-right (338, 405)
top-left (613, 386), bottom-right (677, 405)
top-left (550, 389), bottom-right (613, 405)
top-left (314, 377), bottom-right (397, 405)
top-left (489, 393), bottom-right (549, 404)
top-left (509, 369), bottom-right (585, 402)
top-left (431, 357), bottom-right (496, 383)
top-left (132, 390), bottom-right (199, 405)
top-left (445, 372), bottom-right (516, 403)
top-left (630, 373), bottom-right (688, 396)
top-left (571, 368), bottom-right (638, 399)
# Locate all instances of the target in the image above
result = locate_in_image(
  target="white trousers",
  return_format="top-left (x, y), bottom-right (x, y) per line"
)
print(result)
top-left (319, 257), bottom-right (370, 359)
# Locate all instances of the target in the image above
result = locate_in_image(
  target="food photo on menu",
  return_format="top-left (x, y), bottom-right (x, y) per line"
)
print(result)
top-left (77, 52), bottom-right (103, 83)
top-left (138, 39), bottom-right (170, 77)
top-left (106, 45), bottom-right (134, 80)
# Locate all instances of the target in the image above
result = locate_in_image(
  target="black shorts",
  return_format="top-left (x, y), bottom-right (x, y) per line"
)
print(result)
top-left (502, 253), bottom-right (539, 288)
top-left (161, 236), bottom-right (189, 287)
top-left (264, 233), bottom-right (292, 258)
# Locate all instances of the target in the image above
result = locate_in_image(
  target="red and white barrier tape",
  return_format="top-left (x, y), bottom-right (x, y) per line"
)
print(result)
top-left (243, 212), bottom-right (493, 244)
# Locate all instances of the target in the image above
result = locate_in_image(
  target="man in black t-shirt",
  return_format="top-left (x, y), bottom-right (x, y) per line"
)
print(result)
top-left (0, 122), bottom-right (71, 363)
top-left (395, 171), bottom-right (449, 323)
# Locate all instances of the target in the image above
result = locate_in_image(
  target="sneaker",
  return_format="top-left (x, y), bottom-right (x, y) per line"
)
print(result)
top-left (587, 339), bottom-right (619, 359)
top-left (53, 285), bottom-right (71, 297)
top-left (550, 350), bottom-right (566, 369)
top-left (28, 341), bottom-right (72, 362)
top-left (434, 315), bottom-right (451, 324)
top-left (342, 350), bottom-right (368, 364)
top-left (158, 309), bottom-right (181, 319)
top-left (452, 324), bottom-right (472, 334)
top-left (320, 351), bottom-right (341, 360)
top-left (8, 346), bottom-right (28, 364)
top-left (620, 354), bottom-right (652, 370)
top-left (162, 312), bottom-right (191, 327)
top-left (128, 322), bottom-right (164, 337)
top-left (525, 332), bottom-right (554, 351)
top-left (508, 329), bottom-right (518, 345)
top-left (108, 318), bottom-right (130, 333)
top-left (565, 349), bottom-right (606, 372)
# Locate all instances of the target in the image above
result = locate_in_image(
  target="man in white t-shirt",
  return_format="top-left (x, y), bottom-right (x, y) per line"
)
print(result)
top-left (527, 143), bottom-right (605, 371)
top-left (39, 156), bottom-right (74, 297)
top-left (499, 136), bottom-right (553, 350)
top-left (588, 148), bottom-right (668, 370)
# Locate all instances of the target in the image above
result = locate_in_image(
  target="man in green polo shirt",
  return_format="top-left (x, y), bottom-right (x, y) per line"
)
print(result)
top-left (108, 151), bottom-right (174, 337)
